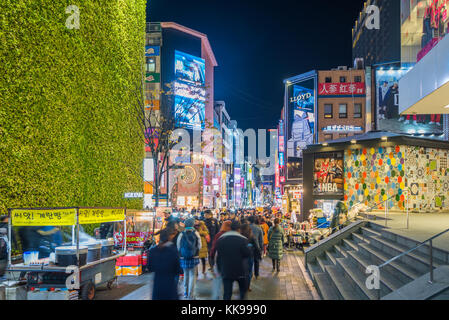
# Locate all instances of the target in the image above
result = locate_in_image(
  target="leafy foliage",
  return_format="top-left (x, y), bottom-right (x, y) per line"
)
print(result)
top-left (0, 0), bottom-right (146, 214)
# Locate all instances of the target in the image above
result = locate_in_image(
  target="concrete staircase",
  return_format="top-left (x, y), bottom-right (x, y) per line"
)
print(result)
top-left (306, 222), bottom-right (449, 300)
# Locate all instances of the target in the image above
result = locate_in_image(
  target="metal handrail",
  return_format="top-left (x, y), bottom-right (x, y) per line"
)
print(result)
top-left (376, 227), bottom-right (449, 299)
top-left (315, 195), bottom-right (396, 237)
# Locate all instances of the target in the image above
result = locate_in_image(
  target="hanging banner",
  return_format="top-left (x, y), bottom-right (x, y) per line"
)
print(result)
top-left (10, 208), bottom-right (77, 226)
top-left (78, 208), bottom-right (125, 224)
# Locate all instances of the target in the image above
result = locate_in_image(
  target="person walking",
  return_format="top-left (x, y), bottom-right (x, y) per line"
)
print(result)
top-left (148, 229), bottom-right (182, 300)
top-left (195, 220), bottom-right (210, 279)
top-left (268, 218), bottom-right (285, 272)
top-left (240, 223), bottom-right (261, 292)
top-left (209, 220), bottom-right (232, 300)
top-left (259, 217), bottom-right (270, 257)
top-left (216, 221), bottom-right (250, 300)
top-left (177, 218), bottom-right (202, 299)
top-left (248, 216), bottom-right (263, 279)
top-left (203, 209), bottom-right (219, 268)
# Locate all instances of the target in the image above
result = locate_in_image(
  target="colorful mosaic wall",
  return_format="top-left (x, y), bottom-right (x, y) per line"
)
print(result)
top-left (344, 145), bottom-right (449, 212)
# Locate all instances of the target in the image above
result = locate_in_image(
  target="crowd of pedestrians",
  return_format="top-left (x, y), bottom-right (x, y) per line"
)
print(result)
top-left (147, 208), bottom-right (286, 300)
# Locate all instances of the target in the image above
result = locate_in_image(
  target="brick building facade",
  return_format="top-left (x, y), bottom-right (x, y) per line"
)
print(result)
top-left (317, 68), bottom-right (367, 143)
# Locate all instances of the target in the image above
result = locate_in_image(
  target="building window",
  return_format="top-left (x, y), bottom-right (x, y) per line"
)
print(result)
top-left (339, 104), bottom-right (347, 118)
top-left (354, 76), bottom-right (362, 83)
top-left (325, 77), bottom-right (332, 83)
top-left (324, 104), bottom-right (333, 118)
top-left (146, 57), bottom-right (156, 73)
top-left (324, 134), bottom-right (333, 141)
top-left (339, 133), bottom-right (348, 138)
top-left (340, 76), bottom-right (346, 83)
top-left (354, 104), bottom-right (362, 118)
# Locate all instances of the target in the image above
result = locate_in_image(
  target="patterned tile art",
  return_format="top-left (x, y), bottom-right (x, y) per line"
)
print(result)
top-left (344, 145), bottom-right (449, 212)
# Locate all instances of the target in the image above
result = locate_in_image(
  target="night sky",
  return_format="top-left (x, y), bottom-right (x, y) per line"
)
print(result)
top-left (148, 0), bottom-right (366, 130)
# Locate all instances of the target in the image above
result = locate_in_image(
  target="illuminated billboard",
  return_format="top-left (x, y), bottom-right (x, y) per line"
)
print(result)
top-left (174, 50), bottom-right (206, 130)
top-left (313, 153), bottom-right (344, 196)
top-left (175, 50), bottom-right (206, 86)
top-left (401, 0), bottom-right (449, 63)
top-left (375, 67), bottom-right (443, 135)
top-left (287, 79), bottom-right (315, 158)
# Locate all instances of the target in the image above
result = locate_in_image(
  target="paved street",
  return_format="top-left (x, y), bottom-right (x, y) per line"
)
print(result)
top-left (96, 251), bottom-right (319, 300)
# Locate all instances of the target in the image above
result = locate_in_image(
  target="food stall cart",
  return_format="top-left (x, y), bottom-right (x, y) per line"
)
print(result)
top-left (6, 207), bottom-right (127, 300)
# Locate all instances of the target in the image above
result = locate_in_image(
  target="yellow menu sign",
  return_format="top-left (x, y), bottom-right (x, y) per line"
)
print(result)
top-left (78, 208), bottom-right (125, 224)
top-left (11, 208), bottom-right (77, 226)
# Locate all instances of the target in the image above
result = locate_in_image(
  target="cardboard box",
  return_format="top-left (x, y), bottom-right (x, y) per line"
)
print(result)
top-left (121, 265), bottom-right (142, 276)
top-left (115, 266), bottom-right (122, 276)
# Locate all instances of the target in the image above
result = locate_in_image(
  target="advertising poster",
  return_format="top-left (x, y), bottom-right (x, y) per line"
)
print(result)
top-left (313, 153), bottom-right (344, 196)
top-left (287, 78), bottom-right (315, 158)
top-left (375, 67), bottom-right (443, 135)
top-left (174, 50), bottom-right (206, 130)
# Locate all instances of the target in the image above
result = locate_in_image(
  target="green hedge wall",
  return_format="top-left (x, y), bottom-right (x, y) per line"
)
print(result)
top-left (0, 0), bottom-right (146, 214)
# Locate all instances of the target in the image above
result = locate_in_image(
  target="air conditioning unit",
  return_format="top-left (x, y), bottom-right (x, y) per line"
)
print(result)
top-left (337, 66), bottom-right (348, 71)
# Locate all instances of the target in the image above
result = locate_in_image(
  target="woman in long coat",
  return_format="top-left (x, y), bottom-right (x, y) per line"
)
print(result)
top-left (267, 218), bottom-right (285, 273)
top-left (196, 220), bottom-right (210, 279)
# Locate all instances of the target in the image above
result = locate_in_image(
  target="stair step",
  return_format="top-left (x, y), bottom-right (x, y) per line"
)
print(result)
top-left (352, 232), bottom-right (370, 244)
top-left (336, 257), bottom-right (378, 300)
top-left (308, 261), bottom-right (324, 277)
top-left (314, 272), bottom-right (342, 300)
top-left (317, 256), bottom-right (331, 272)
top-left (360, 227), bottom-right (382, 238)
top-left (325, 250), bottom-right (339, 265)
top-left (335, 244), bottom-right (349, 258)
top-left (342, 238), bottom-right (359, 251)
top-left (371, 236), bottom-right (445, 268)
top-left (358, 243), bottom-right (421, 280)
top-left (346, 250), bottom-right (404, 292)
top-left (325, 265), bottom-right (362, 300)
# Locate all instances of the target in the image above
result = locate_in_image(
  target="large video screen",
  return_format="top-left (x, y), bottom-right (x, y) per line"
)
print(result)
top-left (174, 50), bottom-right (206, 130)
top-left (174, 82), bottom-right (206, 130)
top-left (313, 153), bottom-right (344, 196)
top-left (375, 67), bottom-right (443, 135)
top-left (287, 79), bottom-right (315, 158)
top-left (175, 50), bottom-right (206, 86)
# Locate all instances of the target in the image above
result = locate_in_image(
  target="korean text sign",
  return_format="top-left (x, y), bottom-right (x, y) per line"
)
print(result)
top-left (11, 208), bottom-right (77, 226)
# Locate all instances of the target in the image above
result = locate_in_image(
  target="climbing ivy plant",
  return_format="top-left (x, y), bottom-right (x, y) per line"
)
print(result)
top-left (0, 0), bottom-right (147, 214)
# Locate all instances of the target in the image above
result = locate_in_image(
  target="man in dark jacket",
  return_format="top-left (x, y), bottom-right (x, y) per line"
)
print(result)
top-left (216, 221), bottom-right (250, 300)
top-left (204, 210), bottom-right (219, 250)
top-left (248, 216), bottom-right (263, 279)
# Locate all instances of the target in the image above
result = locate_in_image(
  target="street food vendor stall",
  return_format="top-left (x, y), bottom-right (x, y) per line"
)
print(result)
top-left (5, 207), bottom-right (127, 300)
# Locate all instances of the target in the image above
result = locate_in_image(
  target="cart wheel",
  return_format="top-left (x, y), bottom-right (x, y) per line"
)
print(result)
top-left (107, 278), bottom-right (116, 290)
top-left (80, 282), bottom-right (96, 300)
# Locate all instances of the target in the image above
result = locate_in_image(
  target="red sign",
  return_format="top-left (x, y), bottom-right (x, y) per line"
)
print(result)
top-left (114, 232), bottom-right (150, 247)
top-left (319, 83), bottom-right (365, 95)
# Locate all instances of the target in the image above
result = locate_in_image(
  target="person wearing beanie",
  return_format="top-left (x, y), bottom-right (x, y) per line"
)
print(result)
top-left (177, 217), bottom-right (202, 299)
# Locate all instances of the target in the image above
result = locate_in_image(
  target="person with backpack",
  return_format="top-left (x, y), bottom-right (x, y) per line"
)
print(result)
top-left (176, 218), bottom-right (201, 299)
top-left (248, 216), bottom-right (263, 280)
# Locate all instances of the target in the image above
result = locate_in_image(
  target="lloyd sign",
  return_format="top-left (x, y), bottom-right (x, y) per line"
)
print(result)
top-left (290, 92), bottom-right (312, 104)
